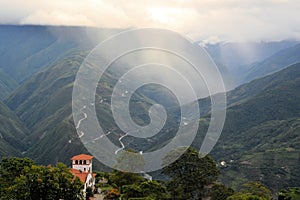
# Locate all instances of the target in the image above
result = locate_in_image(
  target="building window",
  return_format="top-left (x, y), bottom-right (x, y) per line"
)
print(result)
top-left (75, 160), bottom-right (78, 164)
top-left (79, 160), bottom-right (82, 165)
top-left (84, 168), bottom-right (86, 172)
top-left (84, 160), bottom-right (87, 165)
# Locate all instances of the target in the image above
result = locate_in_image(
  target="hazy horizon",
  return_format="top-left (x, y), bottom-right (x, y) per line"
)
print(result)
top-left (0, 0), bottom-right (300, 43)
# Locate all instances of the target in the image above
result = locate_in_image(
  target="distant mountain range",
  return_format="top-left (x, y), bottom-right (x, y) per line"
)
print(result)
top-left (205, 40), bottom-right (300, 88)
top-left (0, 25), bottom-right (121, 100)
top-left (205, 40), bottom-right (298, 70)
top-left (0, 25), bottom-right (299, 191)
top-left (243, 43), bottom-right (300, 83)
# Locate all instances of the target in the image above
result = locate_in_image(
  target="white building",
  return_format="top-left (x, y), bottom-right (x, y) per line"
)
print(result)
top-left (70, 154), bottom-right (96, 193)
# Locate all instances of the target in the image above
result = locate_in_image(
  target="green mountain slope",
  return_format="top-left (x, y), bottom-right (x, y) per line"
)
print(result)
top-left (215, 117), bottom-right (300, 191)
top-left (5, 51), bottom-right (88, 164)
top-left (5, 48), bottom-right (300, 190)
top-left (6, 51), bottom-right (84, 129)
top-left (197, 63), bottom-right (300, 191)
top-left (0, 68), bottom-right (17, 100)
top-left (5, 49), bottom-right (172, 168)
top-left (162, 63), bottom-right (300, 190)
top-left (0, 101), bottom-right (28, 158)
top-left (194, 61), bottom-right (300, 119)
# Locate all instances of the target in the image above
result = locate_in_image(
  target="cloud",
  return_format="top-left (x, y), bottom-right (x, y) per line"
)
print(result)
top-left (0, 0), bottom-right (299, 42)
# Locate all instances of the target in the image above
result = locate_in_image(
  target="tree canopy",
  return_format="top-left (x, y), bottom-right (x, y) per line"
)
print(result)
top-left (0, 157), bottom-right (83, 200)
top-left (162, 147), bottom-right (220, 199)
top-left (227, 182), bottom-right (272, 200)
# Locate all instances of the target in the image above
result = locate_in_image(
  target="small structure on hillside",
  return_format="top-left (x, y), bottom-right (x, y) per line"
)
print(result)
top-left (70, 154), bottom-right (96, 193)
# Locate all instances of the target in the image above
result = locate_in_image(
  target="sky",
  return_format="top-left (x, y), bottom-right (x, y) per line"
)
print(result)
top-left (0, 0), bottom-right (300, 43)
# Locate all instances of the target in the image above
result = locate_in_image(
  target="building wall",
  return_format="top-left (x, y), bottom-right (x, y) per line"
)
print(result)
top-left (82, 173), bottom-right (95, 193)
top-left (72, 160), bottom-right (92, 172)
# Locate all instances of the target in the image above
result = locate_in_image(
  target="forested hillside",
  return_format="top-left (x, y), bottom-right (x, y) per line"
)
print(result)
top-left (196, 63), bottom-right (300, 190)
top-left (0, 101), bottom-right (28, 157)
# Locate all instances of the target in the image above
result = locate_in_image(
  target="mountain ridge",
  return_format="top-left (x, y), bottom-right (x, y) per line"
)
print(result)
top-left (243, 43), bottom-right (300, 83)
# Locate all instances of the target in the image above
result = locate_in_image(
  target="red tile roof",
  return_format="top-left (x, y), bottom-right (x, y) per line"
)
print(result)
top-left (70, 168), bottom-right (88, 183)
top-left (71, 154), bottom-right (94, 160)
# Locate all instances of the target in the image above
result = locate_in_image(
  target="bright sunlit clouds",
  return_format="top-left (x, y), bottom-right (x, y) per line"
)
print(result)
top-left (149, 7), bottom-right (176, 24)
top-left (0, 0), bottom-right (300, 42)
